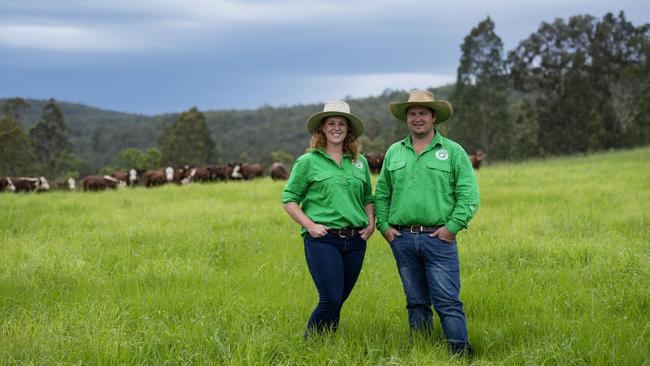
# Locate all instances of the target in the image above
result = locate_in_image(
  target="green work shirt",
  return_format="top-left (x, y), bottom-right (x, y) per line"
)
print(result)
top-left (281, 149), bottom-right (374, 236)
top-left (375, 130), bottom-right (479, 235)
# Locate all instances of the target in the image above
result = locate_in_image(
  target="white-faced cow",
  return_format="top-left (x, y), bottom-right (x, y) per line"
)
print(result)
top-left (110, 170), bottom-right (128, 184)
top-left (1, 177), bottom-right (16, 192)
top-left (54, 177), bottom-right (76, 191)
top-left (231, 163), bottom-right (263, 181)
top-left (10, 177), bottom-right (49, 192)
top-left (127, 168), bottom-right (140, 187)
top-left (144, 167), bottom-right (174, 187)
top-left (469, 150), bottom-right (487, 170)
top-left (209, 164), bottom-right (233, 181)
top-left (270, 162), bottom-right (289, 180)
top-left (364, 152), bottom-right (385, 175)
top-left (83, 175), bottom-right (124, 191)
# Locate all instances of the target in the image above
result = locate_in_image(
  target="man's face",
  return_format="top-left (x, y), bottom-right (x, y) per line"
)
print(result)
top-left (406, 106), bottom-right (435, 138)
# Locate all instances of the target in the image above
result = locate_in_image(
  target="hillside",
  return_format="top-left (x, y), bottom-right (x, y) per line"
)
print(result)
top-left (2, 85), bottom-right (454, 172)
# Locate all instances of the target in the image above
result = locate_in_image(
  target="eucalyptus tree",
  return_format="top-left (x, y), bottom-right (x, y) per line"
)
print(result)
top-left (159, 107), bottom-right (215, 167)
top-left (450, 17), bottom-right (511, 159)
top-left (29, 99), bottom-right (76, 177)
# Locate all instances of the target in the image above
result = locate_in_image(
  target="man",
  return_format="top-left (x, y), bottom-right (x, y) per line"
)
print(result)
top-left (375, 90), bottom-right (479, 355)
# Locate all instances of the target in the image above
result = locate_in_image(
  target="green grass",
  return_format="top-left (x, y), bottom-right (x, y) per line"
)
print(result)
top-left (1, 147), bottom-right (649, 365)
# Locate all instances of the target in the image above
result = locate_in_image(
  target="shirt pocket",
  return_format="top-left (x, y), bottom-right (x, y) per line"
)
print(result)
top-left (388, 160), bottom-right (407, 186)
top-left (347, 169), bottom-right (366, 197)
top-left (310, 172), bottom-right (336, 195)
top-left (426, 160), bottom-right (453, 190)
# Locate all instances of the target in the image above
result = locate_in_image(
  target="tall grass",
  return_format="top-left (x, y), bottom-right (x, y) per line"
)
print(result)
top-left (1, 147), bottom-right (649, 365)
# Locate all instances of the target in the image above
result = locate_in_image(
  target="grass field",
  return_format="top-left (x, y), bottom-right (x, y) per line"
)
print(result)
top-left (1, 147), bottom-right (649, 365)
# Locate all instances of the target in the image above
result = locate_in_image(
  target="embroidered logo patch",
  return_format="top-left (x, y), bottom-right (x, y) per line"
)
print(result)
top-left (352, 160), bottom-right (363, 169)
top-left (435, 149), bottom-right (449, 161)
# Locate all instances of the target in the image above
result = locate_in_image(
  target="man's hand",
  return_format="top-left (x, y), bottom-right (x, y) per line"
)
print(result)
top-left (429, 227), bottom-right (456, 243)
top-left (382, 227), bottom-right (402, 243)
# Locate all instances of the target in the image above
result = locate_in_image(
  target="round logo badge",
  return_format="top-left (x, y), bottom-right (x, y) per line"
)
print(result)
top-left (352, 160), bottom-right (363, 169)
top-left (435, 149), bottom-right (449, 161)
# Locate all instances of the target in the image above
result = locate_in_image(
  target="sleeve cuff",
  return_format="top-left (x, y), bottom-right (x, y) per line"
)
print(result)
top-left (445, 221), bottom-right (463, 235)
top-left (378, 222), bottom-right (391, 234)
top-left (281, 192), bottom-right (301, 204)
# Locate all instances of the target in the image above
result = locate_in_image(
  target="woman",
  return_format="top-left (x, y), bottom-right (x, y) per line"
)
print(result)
top-left (281, 100), bottom-right (375, 336)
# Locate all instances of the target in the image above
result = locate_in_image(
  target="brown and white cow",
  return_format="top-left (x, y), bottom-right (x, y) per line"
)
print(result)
top-left (83, 175), bottom-right (124, 191)
top-left (1, 177), bottom-right (16, 192)
top-left (110, 170), bottom-right (128, 184)
top-left (144, 167), bottom-right (174, 187)
top-left (54, 177), bottom-right (76, 191)
top-left (270, 162), bottom-right (289, 180)
top-left (232, 163), bottom-right (263, 180)
top-left (11, 177), bottom-right (49, 192)
top-left (469, 150), bottom-right (487, 170)
top-left (364, 152), bottom-right (385, 175)
top-left (209, 164), bottom-right (233, 181)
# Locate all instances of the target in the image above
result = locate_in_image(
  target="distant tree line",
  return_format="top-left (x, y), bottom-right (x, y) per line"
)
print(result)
top-left (1, 11), bottom-right (647, 179)
top-left (446, 12), bottom-right (649, 160)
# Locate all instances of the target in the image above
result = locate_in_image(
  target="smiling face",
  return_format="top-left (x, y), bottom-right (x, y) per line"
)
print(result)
top-left (406, 105), bottom-right (436, 138)
top-left (321, 116), bottom-right (348, 146)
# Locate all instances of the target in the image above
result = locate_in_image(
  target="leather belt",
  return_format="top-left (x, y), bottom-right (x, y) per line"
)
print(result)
top-left (327, 228), bottom-right (362, 237)
top-left (394, 225), bottom-right (442, 233)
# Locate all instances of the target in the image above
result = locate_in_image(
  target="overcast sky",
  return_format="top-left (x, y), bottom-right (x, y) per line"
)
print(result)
top-left (1, 0), bottom-right (648, 115)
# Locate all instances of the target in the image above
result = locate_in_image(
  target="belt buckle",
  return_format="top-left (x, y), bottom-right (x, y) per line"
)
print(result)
top-left (337, 229), bottom-right (347, 238)
top-left (410, 225), bottom-right (423, 233)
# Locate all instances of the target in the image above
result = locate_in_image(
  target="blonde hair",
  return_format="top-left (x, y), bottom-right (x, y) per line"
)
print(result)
top-left (307, 117), bottom-right (361, 160)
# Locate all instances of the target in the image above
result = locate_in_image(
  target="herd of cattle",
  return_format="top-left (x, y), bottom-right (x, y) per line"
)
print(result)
top-left (1, 151), bottom-right (485, 193)
top-left (1, 162), bottom-right (290, 193)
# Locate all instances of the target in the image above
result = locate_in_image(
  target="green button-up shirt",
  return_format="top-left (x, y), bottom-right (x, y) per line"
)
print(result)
top-left (375, 130), bottom-right (479, 235)
top-left (281, 149), bottom-right (374, 236)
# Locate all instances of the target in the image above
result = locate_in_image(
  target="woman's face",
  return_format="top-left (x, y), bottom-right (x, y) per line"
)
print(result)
top-left (321, 116), bottom-right (348, 146)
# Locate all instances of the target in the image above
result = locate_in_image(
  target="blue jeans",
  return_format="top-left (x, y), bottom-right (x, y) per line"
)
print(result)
top-left (303, 233), bottom-right (366, 334)
top-left (390, 232), bottom-right (469, 348)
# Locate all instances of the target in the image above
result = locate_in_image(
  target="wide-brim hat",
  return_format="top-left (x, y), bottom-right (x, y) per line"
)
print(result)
top-left (390, 90), bottom-right (453, 123)
top-left (306, 100), bottom-right (365, 137)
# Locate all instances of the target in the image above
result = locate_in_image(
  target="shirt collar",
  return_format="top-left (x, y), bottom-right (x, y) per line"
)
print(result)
top-left (401, 129), bottom-right (444, 150)
top-left (313, 148), bottom-right (350, 162)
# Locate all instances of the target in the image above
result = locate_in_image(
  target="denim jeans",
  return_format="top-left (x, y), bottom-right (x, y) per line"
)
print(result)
top-left (390, 232), bottom-right (469, 348)
top-left (303, 232), bottom-right (366, 334)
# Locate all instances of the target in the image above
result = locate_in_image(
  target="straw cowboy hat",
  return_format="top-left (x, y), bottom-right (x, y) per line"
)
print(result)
top-left (390, 90), bottom-right (453, 123)
top-left (306, 100), bottom-right (365, 137)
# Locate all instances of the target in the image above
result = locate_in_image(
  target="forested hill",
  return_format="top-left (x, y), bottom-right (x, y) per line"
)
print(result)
top-left (1, 85), bottom-right (454, 172)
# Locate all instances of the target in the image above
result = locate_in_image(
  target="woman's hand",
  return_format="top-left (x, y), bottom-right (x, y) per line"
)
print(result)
top-left (359, 222), bottom-right (375, 241)
top-left (306, 223), bottom-right (330, 238)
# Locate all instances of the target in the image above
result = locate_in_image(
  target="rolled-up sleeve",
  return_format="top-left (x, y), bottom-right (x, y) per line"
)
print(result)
top-left (281, 158), bottom-right (308, 204)
top-left (445, 148), bottom-right (480, 234)
top-left (363, 159), bottom-right (374, 206)
top-left (375, 150), bottom-right (392, 234)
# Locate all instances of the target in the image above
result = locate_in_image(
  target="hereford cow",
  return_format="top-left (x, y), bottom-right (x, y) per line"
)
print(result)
top-left (364, 152), bottom-right (385, 175)
top-left (249, 164), bottom-right (264, 178)
top-left (110, 170), bottom-right (128, 183)
top-left (270, 162), bottom-right (289, 180)
top-left (232, 163), bottom-right (263, 180)
top-left (1, 177), bottom-right (16, 192)
top-left (469, 150), bottom-right (487, 170)
top-left (208, 164), bottom-right (233, 181)
top-left (189, 166), bottom-right (211, 183)
top-left (144, 167), bottom-right (174, 187)
top-left (11, 177), bottom-right (49, 192)
top-left (83, 175), bottom-right (124, 191)
top-left (54, 177), bottom-right (76, 191)
top-left (127, 168), bottom-right (140, 187)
